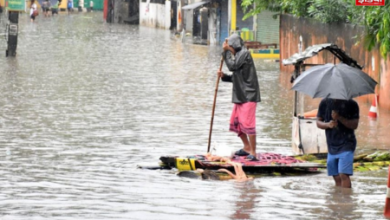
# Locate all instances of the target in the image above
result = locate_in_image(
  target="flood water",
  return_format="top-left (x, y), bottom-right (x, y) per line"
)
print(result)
top-left (0, 11), bottom-right (389, 220)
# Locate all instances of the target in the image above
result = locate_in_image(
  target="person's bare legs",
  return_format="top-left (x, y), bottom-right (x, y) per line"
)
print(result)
top-left (248, 134), bottom-right (256, 156)
top-left (239, 134), bottom-right (251, 153)
top-left (239, 133), bottom-right (257, 159)
top-left (333, 175), bottom-right (342, 187)
top-left (339, 174), bottom-right (352, 188)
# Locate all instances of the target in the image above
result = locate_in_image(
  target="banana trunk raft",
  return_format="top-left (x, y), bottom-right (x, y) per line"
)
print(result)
top-left (139, 153), bottom-right (326, 176)
top-left (138, 151), bottom-right (390, 178)
top-left (294, 151), bottom-right (390, 172)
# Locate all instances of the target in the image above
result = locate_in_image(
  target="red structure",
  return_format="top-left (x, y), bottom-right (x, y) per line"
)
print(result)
top-left (384, 165), bottom-right (390, 217)
top-left (103, 0), bottom-right (107, 20)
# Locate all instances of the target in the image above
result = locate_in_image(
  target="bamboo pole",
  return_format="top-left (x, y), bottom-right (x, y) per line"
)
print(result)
top-left (207, 56), bottom-right (225, 153)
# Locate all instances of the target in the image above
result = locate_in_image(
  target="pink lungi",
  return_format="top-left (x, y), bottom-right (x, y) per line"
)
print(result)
top-left (229, 102), bottom-right (257, 136)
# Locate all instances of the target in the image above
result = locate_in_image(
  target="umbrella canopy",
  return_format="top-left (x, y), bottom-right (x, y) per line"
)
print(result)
top-left (291, 63), bottom-right (377, 100)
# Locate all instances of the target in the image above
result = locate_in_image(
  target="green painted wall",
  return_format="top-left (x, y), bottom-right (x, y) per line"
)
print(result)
top-left (256, 10), bottom-right (279, 45)
top-left (6, 0), bottom-right (26, 11)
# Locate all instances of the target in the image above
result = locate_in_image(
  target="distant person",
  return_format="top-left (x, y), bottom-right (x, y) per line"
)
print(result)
top-left (42, 0), bottom-right (47, 15)
top-left (51, 1), bottom-right (59, 15)
top-left (89, 0), bottom-right (93, 12)
top-left (217, 33), bottom-right (261, 161)
top-left (44, 0), bottom-right (51, 17)
top-left (67, 0), bottom-right (73, 13)
top-left (78, 0), bottom-right (83, 12)
top-left (30, 0), bottom-right (38, 22)
top-left (316, 98), bottom-right (359, 188)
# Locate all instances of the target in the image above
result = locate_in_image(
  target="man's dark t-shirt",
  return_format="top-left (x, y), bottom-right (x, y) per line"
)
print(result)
top-left (317, 98), bottom-right (359, 155)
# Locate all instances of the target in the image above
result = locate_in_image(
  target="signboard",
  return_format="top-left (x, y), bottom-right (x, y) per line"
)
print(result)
top-left (356, 0), bottom-right (385, 6)
top-left (6, 0), bottom-right (25, 12)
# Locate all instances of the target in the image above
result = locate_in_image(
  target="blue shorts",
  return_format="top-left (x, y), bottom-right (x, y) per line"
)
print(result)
top-left (327, 151), bottom-right (354, 176)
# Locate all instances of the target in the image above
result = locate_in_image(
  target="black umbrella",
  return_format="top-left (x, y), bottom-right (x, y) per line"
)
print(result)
top-left (291, 63), bottom-right (377, 100)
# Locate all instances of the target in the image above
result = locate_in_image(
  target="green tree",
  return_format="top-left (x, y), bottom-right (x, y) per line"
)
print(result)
top-left (241, 0), bottom-right (390, 57)
top-left (307, 0), bottom-right (349, 23)
top-left (362, 3), bottom-right (390, 57)
top-left (241, 0), bottom-right (283, 20)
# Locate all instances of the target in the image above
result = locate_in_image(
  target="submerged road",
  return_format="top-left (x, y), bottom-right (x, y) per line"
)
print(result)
top-left (0, 11), bottom-right (388, 220)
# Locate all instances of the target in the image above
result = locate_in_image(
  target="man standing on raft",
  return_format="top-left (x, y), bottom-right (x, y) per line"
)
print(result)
top-left (217, 33), bottom-right (261, 161)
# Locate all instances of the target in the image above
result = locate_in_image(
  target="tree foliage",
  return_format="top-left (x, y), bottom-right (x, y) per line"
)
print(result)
top-left (241, 0), bottom-right (283, 20)
top-left (241, 0), bottom-right (390, 57)
top-left (362, 3), bottom-right (390, 57)
top-left (307, 0), bottom-right (349, 23)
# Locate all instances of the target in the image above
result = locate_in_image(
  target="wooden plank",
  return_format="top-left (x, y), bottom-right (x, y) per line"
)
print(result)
top-left (292, 117), bottom-right (301, 154)
top-left (299, 118), bottom-right (319, 154)
top-left (245, 41), bottom-right (278, 49)
top-left (292, 118), bottom-right (328, 155)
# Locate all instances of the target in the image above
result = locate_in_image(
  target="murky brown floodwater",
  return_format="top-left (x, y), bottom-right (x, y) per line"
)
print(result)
top-left (0, 11), bottom-right (388, 220)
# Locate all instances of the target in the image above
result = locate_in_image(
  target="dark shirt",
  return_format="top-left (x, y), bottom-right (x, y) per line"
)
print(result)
top-left (317, 98), bottom-right (359, 154)
top-left (221, 34), bottom-right (261, 104)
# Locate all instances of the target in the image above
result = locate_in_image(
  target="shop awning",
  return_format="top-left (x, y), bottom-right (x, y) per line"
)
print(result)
top-left (182, 1), bottom-right (209, 10)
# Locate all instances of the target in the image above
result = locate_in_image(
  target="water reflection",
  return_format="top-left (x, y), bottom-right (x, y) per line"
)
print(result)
top-left (230, 181), bottom-right (261, 220)
top-left (324, 188), bottom-right (356, 220)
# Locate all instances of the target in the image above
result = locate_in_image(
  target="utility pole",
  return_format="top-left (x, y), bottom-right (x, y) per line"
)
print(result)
top-left (5, 0), bottom-right (25, 57)
top-left (6, 11), bottom-right (18, 57)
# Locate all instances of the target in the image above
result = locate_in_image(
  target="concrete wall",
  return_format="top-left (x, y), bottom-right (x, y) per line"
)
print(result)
top-left (183, 8), bottom-right (193, 33)
top-left (140, 0), bottom-right (170, 29)
top-left (208, 8), bottom-right (217, 45)
top-left (279, 14), bottom-right (390, 110)
top-left (165, 0), bottom-right (170, 28)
